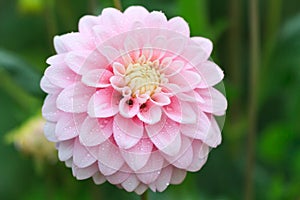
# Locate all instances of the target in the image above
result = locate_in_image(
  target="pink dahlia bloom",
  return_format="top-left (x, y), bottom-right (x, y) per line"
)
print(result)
top-left (41, 6), bottom-right (227, 194)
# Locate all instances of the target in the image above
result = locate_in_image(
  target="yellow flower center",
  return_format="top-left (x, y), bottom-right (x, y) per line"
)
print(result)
top-left (124, 61), bottom-right (161, 96)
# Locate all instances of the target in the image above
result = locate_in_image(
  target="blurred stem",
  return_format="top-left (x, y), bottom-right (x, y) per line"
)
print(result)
top-left (228, 0), bottom-right (242, 118)
top-left (260, 0), bottom-right (282, 105)
top-left (0, 69), bottom-right (39, 112)
top-left (245, 0), bottom-right (260, 199)
top-left (141, 191), bottom-right (148, 200)
top-left (113, 0), bottom-right (122, 11)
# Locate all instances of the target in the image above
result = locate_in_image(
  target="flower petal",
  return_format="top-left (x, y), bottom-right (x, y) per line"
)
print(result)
top-left (121, 138), bottom-right (153, 171)
top-left (180, 110), bottom-right (211, 141)
top-left (147, 118), bottom-right (181, 156)
top-left (196, 61), bottom-right (224, 88)
top-left (187, 140), bottom-right (209, 172)
top-left (167, 17), bottom-right (190, 37)
top-left (163, 97), bottom-right (197, 124)
top-left (40, 76), bottom-right (61, 94)
top-left (113, 115), bottom-right (143, 149)
top-left (58, 139), bottom-right (74, 161)
top-left (82, 69), bottom-right (113, 88)
top-left (92, 173), bottom-right (106, 184)
top-left (150, 93), bottom-right (171, 106)
top-left (45, 64), bottom-right (77, 88)
top-left (196, 87), bottom-right (227, 116)
top-left (56, 82), bottom-right (95, 113)
top-left (97, 139), bottom-right (125, 175)
top-left (137, 104), bottom-right (162, 125)
top-left (79, 117), bottom-right (113, 146)
top-left (168, 70), bottom-right (201, 91)
top-left (119, 97), bottom-right (140, 118)
top-left (169, 167), bottom-right (187, 184)
top-left (153, 165), bottom-right (173, 192)
top-left (73, 139), bottom-right (97, 168)
top-left (136, 152), bottom-right (164, 184)
top-left (121, 175), bottom-right (140, 192)
top-left (72, 163), bottom-right (98, 180)
top-left (87, 87), bottom-right (120, 118)
top-left (55, 113), bottom-right (86, 141)
top-left (44, 122), bottom-right (58, 142)
top-left (42, 94), bottom-right (61, 122)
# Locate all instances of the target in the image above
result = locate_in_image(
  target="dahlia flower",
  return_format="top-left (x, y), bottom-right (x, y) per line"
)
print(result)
top-left (41, 6), bottom-right (227, 194)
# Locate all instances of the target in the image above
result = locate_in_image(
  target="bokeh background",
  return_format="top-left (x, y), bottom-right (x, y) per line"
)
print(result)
top-left (1, 0), bottom-right (300, 199)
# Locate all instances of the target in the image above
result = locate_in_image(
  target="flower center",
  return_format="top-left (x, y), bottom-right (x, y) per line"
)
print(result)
top-left (124, 61), bottom-right (161, 96)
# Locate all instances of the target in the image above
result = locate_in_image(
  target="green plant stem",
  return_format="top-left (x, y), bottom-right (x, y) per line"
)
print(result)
top-left (113, 0), bottom-right (122, 11)
top-left (141, 191), bottom-right (148, 200)
top-left (245, 0), bottom-right (260, 199)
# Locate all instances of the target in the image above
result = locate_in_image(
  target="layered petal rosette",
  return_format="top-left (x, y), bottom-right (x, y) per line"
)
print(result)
top-left (41, 6), bottom-right (227, 194)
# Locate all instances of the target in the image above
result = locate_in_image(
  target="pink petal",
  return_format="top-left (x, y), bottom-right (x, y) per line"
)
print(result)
top-left (101, 8), bottom-right (125, 32)
top-left (137, 103), bottom-right (162, 125)
top-left (119, 97), bottom-right (140, 118)
top-left (106, 165), bottom-right (130, 184)
top-left (162, 136), bottom-right (193, 169)
top-left (191, 36), bottom-right (213, 58)
top-left (153, 165), bottom-right (173, 192)
top-left (168, 70), bottom-right (201, 91)
top-left (113, 115), bottom-right (144, 149)
top-left (97, 139), bottom-right (125, 175)
top-left (73, 138), bottom-right (97, 168)
top-left (42, 94), bottom-right (61, 122)
top-left (81, 69), bottom-right (113, 88)
top-left (46, 54), bottom-right (65, 65)
top-left (163, 60), bottom-right (185, 77)
top-left (147, 118), bottom-right (181, 156)
top-left (97, 45), bottom-right (120, 64)
top-left (72, 163), bottom-right (98, 180)
top-left (121, 138), bottom-right (153, 171)
top-left (44, 64), bottom-right (77, 88)
top-left (121, 175), bottom-right (140, 192)
top-left (136, 152), bottom-right (164, 184)
top-left (180, 110), bottom-right (211, 142)
top-left (170, 167), bottom-right (187, 184)
top-left (79, 117), bottom-right (113, 146)
top-left (65, 50), bottom-right (109, 75)
top-left (124, 36), bottom-right (140, 61)
top-left (180, 45), bottom-right (209, 66)
top-left (196, 61), bottom-right (224, 88)
top-left (87, 87), bottom-right (120, 118)
top-left (40, 76), bottom-right (61, 94)
top-left (205, 115), bottom-right (222, 147)
top-left (112, 62), bottom-right (126, 76)
top-left (44, 122), bottom-right (58, 142)
top-left (145, 114), bottom-right (167, 136)
top-left (150, 93), bottom-right (171, 106)
top-left (167, 17), bottom-right (190, 37)
top-left (56, 82), bottom-right (95, 113)
top-left (55, 113), bottom-right (86, 141)
top-left (196, 87), bottom-right (227, 116)
top-left (166, 36), bottom-right (187, 57)
top-left (98, 160), bottom-right (119, 176)
top-left (58, 139), bottom-right (74, 161)
top-left (78, 15), bottom-right (100, 36)
top-left (163, 97), bottom-right (197, 124)
top-left (134, 184), bottom-right (148, 195)
top-left (187, 140), bottom-right (209, 172)
top-left (144, 11), bottom-right (167, 28)
top-left (54, 33), bottom-right (92, 53)
top-left (124, 6), bottom-right (149, 23)
top-left (92, 172), bottom-right (106, 184)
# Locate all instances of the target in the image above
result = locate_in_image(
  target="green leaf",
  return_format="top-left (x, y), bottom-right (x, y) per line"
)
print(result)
top-left (0, 48), bottom-right (42, 96)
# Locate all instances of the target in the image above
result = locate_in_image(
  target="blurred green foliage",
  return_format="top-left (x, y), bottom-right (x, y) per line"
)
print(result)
top-left (0, 0), bottom-right (300, 199)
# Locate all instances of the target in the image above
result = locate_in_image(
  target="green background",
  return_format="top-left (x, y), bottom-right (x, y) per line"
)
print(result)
top-left (0, 0), bottom-right (300, 199)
